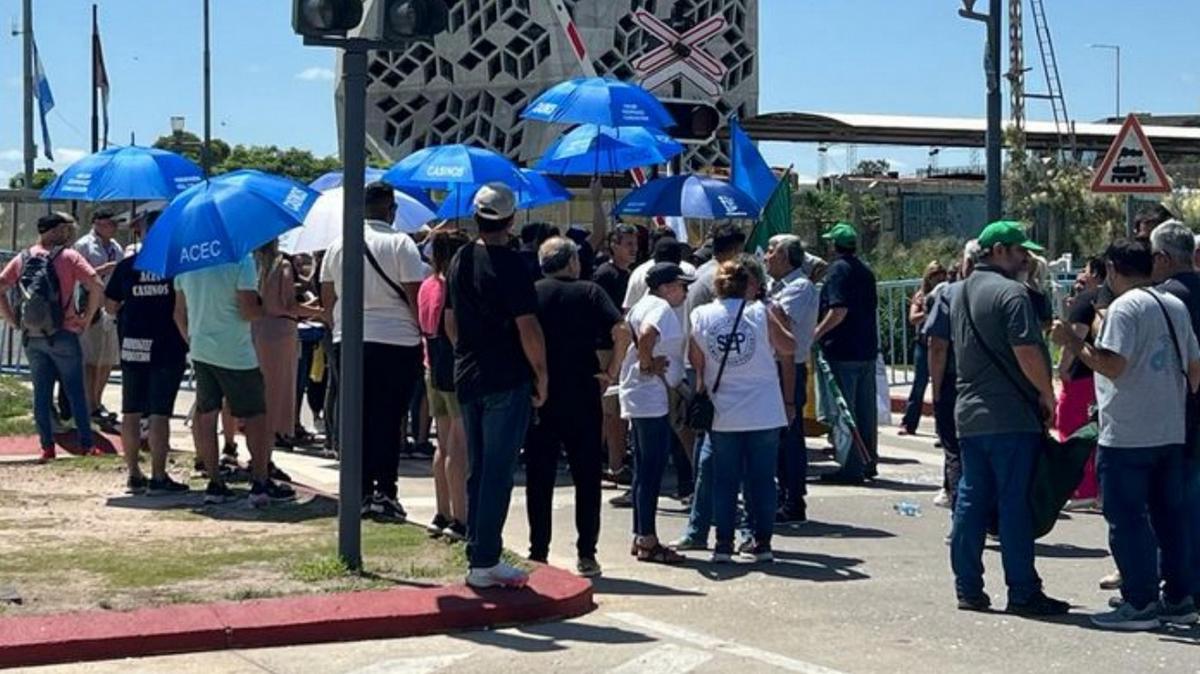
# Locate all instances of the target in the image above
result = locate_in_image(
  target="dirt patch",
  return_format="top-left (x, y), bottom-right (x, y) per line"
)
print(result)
top-left (0, 455), bottom-right (468, 616)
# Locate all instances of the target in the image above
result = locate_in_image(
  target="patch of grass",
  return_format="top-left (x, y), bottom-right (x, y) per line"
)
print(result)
top-left (225, 588), bottom-right (287, 602)
top-left (0, 375), bottom-right (36, 436)
top-left (291, 555), bottom-right (350, 583)
top-left (44, 454), bottom-right (126, 474)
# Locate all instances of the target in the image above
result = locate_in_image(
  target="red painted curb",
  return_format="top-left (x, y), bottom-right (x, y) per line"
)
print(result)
top-left (890, 395), bottom-right (933, 417)
top-left (0, 565), bottom-right (594, 669)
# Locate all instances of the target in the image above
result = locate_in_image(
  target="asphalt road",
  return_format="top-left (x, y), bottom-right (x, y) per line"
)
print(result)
top-left (16, 405), bottom-right (1200, 674)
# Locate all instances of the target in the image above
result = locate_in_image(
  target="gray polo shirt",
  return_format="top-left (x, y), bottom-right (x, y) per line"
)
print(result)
top-left (770, 267), bottom-right (818, 361)
top-left (950, 265), bottom-right (1046, 438)
top-left (73, 230), bottom-right (124, 282)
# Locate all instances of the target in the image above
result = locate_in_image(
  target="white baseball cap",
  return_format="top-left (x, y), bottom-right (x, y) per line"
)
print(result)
top-left (472, 182), bottom-right (517, 221)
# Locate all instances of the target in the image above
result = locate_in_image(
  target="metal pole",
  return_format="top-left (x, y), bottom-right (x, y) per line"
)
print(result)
top-left (337, 47), bottom-right (368, 571)
top-left (985, 0), bottom-right (1003, 221)
top-left (202, 0), bottom-right (212, 176)
top-left (1125, 194), bottom-right (1135, 238)
top-left (21, 0), bottom-right (34, 187)
top-left (91, 4), bottom-right (99, 153)
top-left (1115, 46), bottom-right (1121, 119)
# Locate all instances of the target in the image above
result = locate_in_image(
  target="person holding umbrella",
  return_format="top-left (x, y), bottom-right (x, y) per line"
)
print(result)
top-left (141, 170), bottom-right (318, 507)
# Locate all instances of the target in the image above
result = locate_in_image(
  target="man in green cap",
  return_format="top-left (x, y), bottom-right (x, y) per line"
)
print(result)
top-left (813, 222), bottom-right (879, 483)
top-left (948, 219), bottom-right (1070, 617)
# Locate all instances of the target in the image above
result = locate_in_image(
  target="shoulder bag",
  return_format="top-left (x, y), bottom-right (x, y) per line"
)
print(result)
top-left (686, 299), bottom-right (748, 432)
top-left (364, 247), bottom-right (410, 307)
top-left (962, 284), bottom-right (1092, 539)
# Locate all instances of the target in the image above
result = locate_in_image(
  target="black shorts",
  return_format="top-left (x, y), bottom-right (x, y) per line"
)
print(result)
top-left (121, 361), bottom-right (187, 417)
top-left (193, 360), bottom-right (266, 418)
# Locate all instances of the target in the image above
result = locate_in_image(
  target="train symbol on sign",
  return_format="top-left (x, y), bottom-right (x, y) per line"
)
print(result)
top-left (1091, 114), bottom-right (1172, 194)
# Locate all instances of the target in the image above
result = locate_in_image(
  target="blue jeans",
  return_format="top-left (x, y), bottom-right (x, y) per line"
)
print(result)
top-left (951, 432), bottom-right (1042, 603)
top-left (1186, 456), bottom-right (1200, 602)
top-left (901, 341), bottom-right (928, 432)
top-left (631, 415), bottom-right (672, 537)
top-left (461, 382), bottom-right (532, 568)
top-left (1099, 444), bottom-right (1189, 608)
top-left (684, 434), bottom-right (714, 543)
top-left (712, 429), bottom-right (779, 547)
top-left (26, 333), bottom-right (93, 451)
top-left (828, 360), bottom-right (877, 479)
top-left (779, 363), bottom-right (809, 511)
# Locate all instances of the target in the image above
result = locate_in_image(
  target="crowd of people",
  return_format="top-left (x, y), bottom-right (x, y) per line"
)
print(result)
top-left (6, 182), bottom-right (1200, 626)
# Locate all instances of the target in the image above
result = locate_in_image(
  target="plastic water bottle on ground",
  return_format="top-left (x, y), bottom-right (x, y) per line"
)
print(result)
top-left (893, 501), bottom-right (922, 517)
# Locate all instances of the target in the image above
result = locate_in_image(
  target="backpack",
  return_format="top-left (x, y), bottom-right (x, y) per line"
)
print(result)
top-left (13, 248), bottom-right (65, 338)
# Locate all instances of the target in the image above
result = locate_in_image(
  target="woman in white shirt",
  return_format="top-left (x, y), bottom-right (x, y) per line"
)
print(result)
top-left (619, 262), bottom-right (694, 565)
top-left (689, 255), bottom-right (794, 563)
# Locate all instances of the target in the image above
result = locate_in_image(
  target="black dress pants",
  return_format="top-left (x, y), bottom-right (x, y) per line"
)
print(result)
top-left (524, 379), bottom-right (603, 559)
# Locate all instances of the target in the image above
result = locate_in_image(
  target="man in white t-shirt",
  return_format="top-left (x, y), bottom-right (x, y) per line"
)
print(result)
top-left (321, 182), bottom-right (428, 522)
top-left (1052, 238), bottom-right (1200, 631)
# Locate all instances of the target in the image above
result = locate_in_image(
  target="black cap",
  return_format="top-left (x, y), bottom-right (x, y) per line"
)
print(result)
top-left (646, 262), bottom-right (696, 290)
top-left (37, 212), bottom-right (75, 234)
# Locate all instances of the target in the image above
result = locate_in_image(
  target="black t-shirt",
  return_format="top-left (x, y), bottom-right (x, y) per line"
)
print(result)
top-left (1065, 287), bottom-right (1098, 381)
top-left (818, 255), bottom-right (879, 361)
top-left (592, 261), bottom-right (631, 349)
top-left (1158, 271), bottom-right (1200, 342)
top-left (103, 253), bottom-right (188, 367)
top-left (535, 277), bottom-right (622, 390)
top-left (446, 242), bottom-right (538, 403)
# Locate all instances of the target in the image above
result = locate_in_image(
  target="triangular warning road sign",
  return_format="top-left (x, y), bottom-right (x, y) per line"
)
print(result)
top-left (1091, 114), bottom-right (1172, 194)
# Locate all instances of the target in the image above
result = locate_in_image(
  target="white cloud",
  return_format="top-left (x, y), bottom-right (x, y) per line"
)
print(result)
top-left (53, 148), bottom-right (88, 165)
top-left (0, 149), bottom-right (21, 162)
top-left (295, 67), bottom-right (335, 82)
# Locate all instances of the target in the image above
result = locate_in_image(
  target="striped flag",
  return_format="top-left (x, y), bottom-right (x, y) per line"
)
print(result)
top-left (31, 40), bottom-right (54, 162)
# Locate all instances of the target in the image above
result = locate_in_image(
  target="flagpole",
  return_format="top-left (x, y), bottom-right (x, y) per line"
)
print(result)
top-left (21, 0), bottom-right (34, 186)
top-left (201, 0), bottom-right (212, 176)
top-left (91, 4), bottom-right (99, 153)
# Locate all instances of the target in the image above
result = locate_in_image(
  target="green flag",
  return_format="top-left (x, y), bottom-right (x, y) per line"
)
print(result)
top-left (745, 169), bottom-right (793, 254)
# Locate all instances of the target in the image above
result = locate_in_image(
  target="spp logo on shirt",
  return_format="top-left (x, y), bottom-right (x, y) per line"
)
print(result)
top-left (706, 316), bottom-right (756, 367)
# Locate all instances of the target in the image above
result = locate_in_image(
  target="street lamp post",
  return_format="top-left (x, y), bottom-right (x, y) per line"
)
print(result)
top-left (1089, 43), bottom-right (1121, 120)
top-left (958, 0), bottom-right (1003, 222)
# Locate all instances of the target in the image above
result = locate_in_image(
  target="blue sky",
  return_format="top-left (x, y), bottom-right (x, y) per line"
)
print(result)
top-left (2, 0), bottom-right (1197, 185)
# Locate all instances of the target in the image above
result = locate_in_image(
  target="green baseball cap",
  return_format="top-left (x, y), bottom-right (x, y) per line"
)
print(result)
top-left (977, 220), bottom-right (1044, 253)
top-left (822, 222), bottom-right (859, 247)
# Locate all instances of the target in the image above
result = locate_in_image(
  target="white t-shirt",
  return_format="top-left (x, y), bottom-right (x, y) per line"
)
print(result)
top-left (690, 299), bottom-right (787, 432)
top-left (321, 220), bottom-right (427, 347)
top-left (619, 294), bottom-right (686, 419)
top-left (1095, 287), bottom-right (1200, 448)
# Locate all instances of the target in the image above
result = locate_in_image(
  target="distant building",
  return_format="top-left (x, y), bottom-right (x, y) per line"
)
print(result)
top-left (338, 0), bottom-right (759, 171)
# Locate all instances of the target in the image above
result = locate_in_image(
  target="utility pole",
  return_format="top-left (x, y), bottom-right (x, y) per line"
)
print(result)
top-left (22, 0), bottom-right (34, 187)
top-left (202, 0), bottom-right (212, 176)
top-left (959, 0), bottom-right (1004, 222)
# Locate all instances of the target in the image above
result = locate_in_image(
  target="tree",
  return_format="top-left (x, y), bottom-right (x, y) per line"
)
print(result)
top-left (852, 159), bottom-right (892, 176)
top-left (8, 168), bottom-right (57, 190)
top-left (152, 131), bottom-right (232, 167)
top-left (216, 145), bottom-right (341, 185)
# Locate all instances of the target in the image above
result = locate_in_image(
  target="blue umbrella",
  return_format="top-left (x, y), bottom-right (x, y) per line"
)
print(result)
top-left (308, 168), bottom-right (387, 192)
top-left (613, 174), bottom-right (760, 219)
top-left (382, 144), bottom-right (525, 189)
top-left (436, 170), bottom-right (571, 220)
top-left (40, 145), bottom-right (203, 202)
top-left (522, 77), bottom-right (675, 129)
top-left (135, 170), bottom-right (320, 277)
top-left (535, 125), bottom-right (683, 175)
top-left (308, 168), bottom-right (437, 211)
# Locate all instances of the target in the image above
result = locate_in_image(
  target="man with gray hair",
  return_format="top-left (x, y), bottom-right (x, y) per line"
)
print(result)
top-left (765, 233), bottom-right (819, 523)
top-left (1150, 219), bottom-right (1200, 610)
top-left (923, 239), bottom-right (980, 511)
top-left (525, 236), bottom-right (628, 577)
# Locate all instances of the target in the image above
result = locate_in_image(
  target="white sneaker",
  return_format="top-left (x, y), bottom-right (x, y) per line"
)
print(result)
top-left (932, 489), bottom-right (951, 509)
top-left (466, 562), bottom-right (529, 589)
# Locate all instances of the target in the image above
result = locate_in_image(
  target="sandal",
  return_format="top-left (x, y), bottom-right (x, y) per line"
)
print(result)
top-left (636, 543), bottom-right (686, 565)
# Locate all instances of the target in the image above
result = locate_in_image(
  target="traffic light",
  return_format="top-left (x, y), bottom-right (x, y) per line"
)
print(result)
top-left (379, 0), bottom-right (449, 40)
top-left (660, 99), bottom-right (721, 144)
top-left (293, 0), bottom-right (449, 43)
top-left (292, 0), bottom-right (364, 37)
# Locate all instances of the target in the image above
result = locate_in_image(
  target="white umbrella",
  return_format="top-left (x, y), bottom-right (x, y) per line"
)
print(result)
top-left (279, 186), bottom-right (436, 254)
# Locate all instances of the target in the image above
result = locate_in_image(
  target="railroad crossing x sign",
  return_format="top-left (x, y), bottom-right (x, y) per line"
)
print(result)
top-left (1091, 114), bottom-right (1172, 194)
top-left (632, 10), bottom-right (728, 97)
